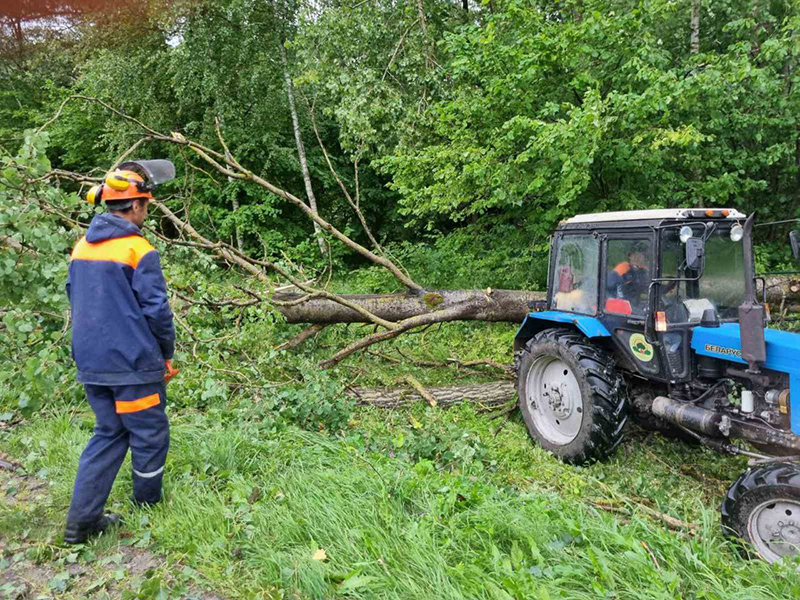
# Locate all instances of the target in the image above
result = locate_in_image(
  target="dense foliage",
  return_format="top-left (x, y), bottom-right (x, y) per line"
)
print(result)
top-left (388, 1), bottom-right (800, 237)
top-left (4, 1), bottom-right (798, 275)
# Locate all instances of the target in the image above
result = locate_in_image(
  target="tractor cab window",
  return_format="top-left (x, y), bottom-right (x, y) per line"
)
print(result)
top-left (660, 225), bottom-right (746, 322)
top-left (551, 235), bottom-right (599, 315)
top-left (604, 239), bottom-right (652, 316)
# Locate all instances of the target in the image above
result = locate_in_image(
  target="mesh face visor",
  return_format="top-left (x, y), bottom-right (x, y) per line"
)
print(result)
top-left (117, 160), bottom-right (176, 188)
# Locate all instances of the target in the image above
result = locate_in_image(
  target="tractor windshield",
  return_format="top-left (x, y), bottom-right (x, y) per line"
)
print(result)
top-left (660, 224), bottom-right (746, 322)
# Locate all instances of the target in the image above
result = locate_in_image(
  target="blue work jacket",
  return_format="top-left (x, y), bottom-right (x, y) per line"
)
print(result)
top-left (67, 214), bottom-right (175, 385)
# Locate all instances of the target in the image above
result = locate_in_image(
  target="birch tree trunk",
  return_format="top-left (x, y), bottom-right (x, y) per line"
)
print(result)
top-left (690, 0), bottom-right (700, 54)
top-left (225, 146), bottom-right (244, 252)
top-left (690, 0), bottom-right (702, 206)
top-left (280, 41), bottom-right (327, 256)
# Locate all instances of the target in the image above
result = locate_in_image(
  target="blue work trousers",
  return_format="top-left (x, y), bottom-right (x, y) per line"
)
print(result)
top-left (66, 381), bottom-right (169, 525)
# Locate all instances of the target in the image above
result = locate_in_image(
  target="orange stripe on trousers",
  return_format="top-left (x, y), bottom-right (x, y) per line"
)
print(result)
top-left (115, 393), bottom-right (160, 414)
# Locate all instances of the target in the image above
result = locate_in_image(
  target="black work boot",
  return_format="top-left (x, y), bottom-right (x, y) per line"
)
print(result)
top-left (64, 513), bottom-right (122, 544)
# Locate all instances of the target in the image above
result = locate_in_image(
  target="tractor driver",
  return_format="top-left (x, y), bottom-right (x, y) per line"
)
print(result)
top-left (607, 245), bottom-right (650, 313)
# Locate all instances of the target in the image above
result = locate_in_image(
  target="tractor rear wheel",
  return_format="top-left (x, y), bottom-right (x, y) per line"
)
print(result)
top-left (721, 462), bottom-right (800, 563)
top-left (517, 328), bottom-right (627, 465)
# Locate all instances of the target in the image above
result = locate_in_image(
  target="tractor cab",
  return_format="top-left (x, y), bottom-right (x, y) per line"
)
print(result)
top-left (518, 208), bottom-right (749, 384)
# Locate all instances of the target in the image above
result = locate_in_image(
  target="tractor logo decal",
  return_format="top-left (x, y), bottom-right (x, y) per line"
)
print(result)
top-left (704, 344), bottom-right (742, 358)
top-left (629, 333), bottom-right (654, 362)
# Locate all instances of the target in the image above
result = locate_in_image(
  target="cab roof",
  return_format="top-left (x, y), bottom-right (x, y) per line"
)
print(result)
top-left (562, 208), bottom-right (746, 226)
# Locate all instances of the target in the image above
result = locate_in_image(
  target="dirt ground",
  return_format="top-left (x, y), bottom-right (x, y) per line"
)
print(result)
top-left (0, 453), bottom-right (226, 600)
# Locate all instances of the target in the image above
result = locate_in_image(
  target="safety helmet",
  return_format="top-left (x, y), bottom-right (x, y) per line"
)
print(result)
top-left (86, 159), bottom-right (175, 210)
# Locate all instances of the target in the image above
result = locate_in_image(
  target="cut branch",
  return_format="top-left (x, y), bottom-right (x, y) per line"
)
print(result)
top-left (319, 293), bottom-right (508, 367)
top-left (404, 374), bottom-right (437, 406)
top-left (276, 324), bottom-right (328, 351)
top-left (349, 381), bottom-right (513, 408)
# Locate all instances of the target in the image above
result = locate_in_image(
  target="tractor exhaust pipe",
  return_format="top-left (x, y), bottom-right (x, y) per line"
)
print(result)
top-left (651, 396), bottom-right (800, 451)
top-left (651, 396), bottom-right (724, 437)
top-left (738, 214), bottom-right (766, 371)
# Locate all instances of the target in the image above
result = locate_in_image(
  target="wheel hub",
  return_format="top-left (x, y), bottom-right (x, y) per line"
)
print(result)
top-left (771, 521), bottom-right (800, 545)
top-left (749, 499), bottom-right (800, 562)
top-left (544, 383), bottom-right (573, 419)
top-left (525, 355), bottom-right (583, 445)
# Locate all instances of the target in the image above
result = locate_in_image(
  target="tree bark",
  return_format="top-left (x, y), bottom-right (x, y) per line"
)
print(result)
top-left (348, 381), bottom-right (514, 408)
top-left (225, 146), bottom-right (244, 253)
top-left (764, 276), bottom-right (800, 313)
top-left (280, 41), bottom-right (326, 256)
top-left (275, 289), bottom-right (545, 324)
top-left (690, 0), bottom-right (700, 54)
top-left (275, 281), bottom-right (800, 326)
top-left (416, 0), bottom-right (435, 68)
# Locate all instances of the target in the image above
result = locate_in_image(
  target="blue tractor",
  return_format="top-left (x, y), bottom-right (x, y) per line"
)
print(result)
top-left (514, 208), bottom-right (800, 563)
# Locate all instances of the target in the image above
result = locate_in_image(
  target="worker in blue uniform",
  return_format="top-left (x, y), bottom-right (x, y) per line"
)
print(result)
top-left (64, 161), bottom-right (179, 544)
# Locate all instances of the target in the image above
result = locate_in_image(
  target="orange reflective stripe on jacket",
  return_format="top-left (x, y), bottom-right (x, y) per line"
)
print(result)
top-left (71, 235), bottom-right (155, 269)
top-left (115, 393), bottom-right (160, 414)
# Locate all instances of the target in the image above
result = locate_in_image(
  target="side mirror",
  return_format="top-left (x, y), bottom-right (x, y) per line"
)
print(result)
top-left (791, 230), bottom-right (800, 261)
top-left (685, 237), bottom-right (705, 271)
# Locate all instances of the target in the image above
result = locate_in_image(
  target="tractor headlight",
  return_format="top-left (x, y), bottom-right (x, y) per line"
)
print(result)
top-left (679, 226), bottom-right (693, 243)
top-left (730, 224), bottom-right (744, 242)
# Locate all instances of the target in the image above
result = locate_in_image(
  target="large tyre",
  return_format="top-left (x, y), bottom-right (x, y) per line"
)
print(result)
top-left (721, 462), bottom-right (800, 563)
top-left (516, 328), bottom-right (627, 465)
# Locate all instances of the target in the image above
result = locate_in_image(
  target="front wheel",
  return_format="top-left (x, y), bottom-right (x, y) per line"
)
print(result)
top-left (721, 462), bottom-right (800, 563)
top-left (516, 328), bottom-right (627, 465)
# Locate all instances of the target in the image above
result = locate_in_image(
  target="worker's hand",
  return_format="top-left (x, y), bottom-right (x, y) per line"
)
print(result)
top-left (164, 359), bottom-right (179, 383)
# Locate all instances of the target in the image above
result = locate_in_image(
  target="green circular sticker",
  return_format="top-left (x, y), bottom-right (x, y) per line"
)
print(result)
top-left (629, 333), bottom-right (654, 362)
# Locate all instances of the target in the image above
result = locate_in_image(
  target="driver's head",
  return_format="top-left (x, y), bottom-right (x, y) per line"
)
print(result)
top-left (628, 251), bottom-right (647, 270)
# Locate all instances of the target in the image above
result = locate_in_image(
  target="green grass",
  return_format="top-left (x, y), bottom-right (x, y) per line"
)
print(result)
top-left (3, 396), bottom-right (800, 599)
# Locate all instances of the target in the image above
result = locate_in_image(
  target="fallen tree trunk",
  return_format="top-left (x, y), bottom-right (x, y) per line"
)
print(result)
top-left (763, 276), bottom-right (800, 313)
top-left (276, 279), bottom-right (800, 326)
top-left (348, 381), bottom-right (515, 408)
top-left (275, 289), bottom-right (545, 324)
